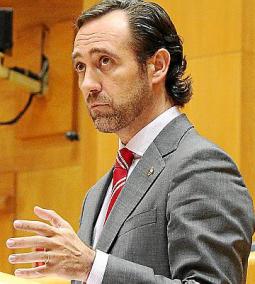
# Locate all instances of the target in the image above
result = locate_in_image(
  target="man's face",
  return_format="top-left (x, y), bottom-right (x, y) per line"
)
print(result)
top-left (72, 10), bottom-right (153, 134)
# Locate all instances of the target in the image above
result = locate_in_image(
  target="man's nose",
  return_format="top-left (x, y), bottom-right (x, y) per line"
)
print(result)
top-left (80, 69), bottom-right (101, 98)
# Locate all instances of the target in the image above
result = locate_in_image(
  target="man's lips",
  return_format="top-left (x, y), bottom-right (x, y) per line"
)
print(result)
top-left (90, 103), bottom-right (110, 109)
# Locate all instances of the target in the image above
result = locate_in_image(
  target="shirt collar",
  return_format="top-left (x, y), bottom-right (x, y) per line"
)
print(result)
top-left (119, 106), bottom-right (181, 157)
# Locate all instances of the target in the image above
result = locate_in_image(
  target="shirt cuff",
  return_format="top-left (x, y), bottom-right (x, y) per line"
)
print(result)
top-left (86, 250), bottom-right (109, 284)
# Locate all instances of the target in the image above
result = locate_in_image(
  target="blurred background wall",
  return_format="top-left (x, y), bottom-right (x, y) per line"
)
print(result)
top-left (0, 0), bottom-right (254, 275)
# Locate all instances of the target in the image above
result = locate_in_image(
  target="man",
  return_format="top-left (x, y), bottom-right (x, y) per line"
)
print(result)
top-left (6, 0), bottom-right (255, 283)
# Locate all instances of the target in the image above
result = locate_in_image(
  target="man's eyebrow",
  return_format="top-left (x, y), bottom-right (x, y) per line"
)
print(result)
top-left (72, 51), bottom-right (82, 61)
top-left (72, 48), bottom-right (120, 61)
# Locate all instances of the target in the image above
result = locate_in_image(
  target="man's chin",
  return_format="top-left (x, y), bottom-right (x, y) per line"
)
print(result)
top-left (93, 117), bottom-right (126, 133)
top-left (93, 118), bottom-right (117, 133)
top-left (95, 127), bottom-right (114, 133)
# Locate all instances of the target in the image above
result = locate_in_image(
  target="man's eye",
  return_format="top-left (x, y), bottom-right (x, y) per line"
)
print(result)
top-left (75, 62), bottom-right (86, 73)
top-left (100, 57), bottom-right (111, 67)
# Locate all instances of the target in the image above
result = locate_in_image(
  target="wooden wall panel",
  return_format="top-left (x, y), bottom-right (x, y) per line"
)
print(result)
top-left (0, 7), bottom-right (82, 173)
top-left (243, 0), bottom-right (255, 53)
top-left (156, 0), bottom-right (241, 58)
top-left (14, 136), bottom-right (80, 172)
top-left (4, 25), bottom-right (42, 74)
top-left (185, 53), bottom-right (241, 165)
top-left (0, 83), bottom-right (17, 167)
top-left (1, 0), bottom-right (80, 33)
top-left (95, 132), bottom-right (117, 180)
top-left (83, 0), bottom-right (99, 10)
top-left (0, 83), bottom-right (80, 173)
top-left (11, 166), bottom-right (84, 272)
top-left (82, 0), bottom-right (241, 58)
top-left (15, 21), bottom-right (75, 138)
top-left (0, 133), bottom-right (80, 173)
top-left (241, 52), bottom-right (255, 201)
top-left (242, 0), bottom-right (255, 201)
top-left (0, 1), bottom-right (84, 274)
top-left (16, 166), bottom-right (84, 231)
top-left (78, 96), bottom-right (98, 190)
top-left (1, 0), bottom-right (82, 139)
top-left (0, 172), bottom-right (15, 274)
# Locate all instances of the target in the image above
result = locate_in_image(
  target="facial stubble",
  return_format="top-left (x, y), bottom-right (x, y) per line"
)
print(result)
top-left (89, 73), bottom-right (152, 133)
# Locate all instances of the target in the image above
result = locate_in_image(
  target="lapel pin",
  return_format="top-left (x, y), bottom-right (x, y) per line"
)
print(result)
top-left (147, 167), bottom-right (154, 176)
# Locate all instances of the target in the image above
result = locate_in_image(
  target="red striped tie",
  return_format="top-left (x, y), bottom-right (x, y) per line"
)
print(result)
top-left (104, 148), bottom-right (134, 223)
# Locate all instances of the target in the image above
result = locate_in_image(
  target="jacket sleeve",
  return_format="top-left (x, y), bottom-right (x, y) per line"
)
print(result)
top-left (102, 147), bottom-right (255, 284)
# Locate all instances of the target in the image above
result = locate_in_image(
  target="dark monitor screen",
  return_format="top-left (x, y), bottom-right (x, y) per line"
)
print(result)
top-left (0, 8), bottom-right (13, 53)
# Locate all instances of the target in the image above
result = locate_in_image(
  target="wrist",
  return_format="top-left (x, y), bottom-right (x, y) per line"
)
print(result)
top-left (83, 248), bottom-right (96, 282)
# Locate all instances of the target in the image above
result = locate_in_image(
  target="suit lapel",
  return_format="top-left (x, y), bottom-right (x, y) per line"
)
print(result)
top-left (95, 143), bottom-right (165, 252)
top-left (78, 170), bottom-right (113, 246)
top-left (153, 114), bottom-right (194, 157)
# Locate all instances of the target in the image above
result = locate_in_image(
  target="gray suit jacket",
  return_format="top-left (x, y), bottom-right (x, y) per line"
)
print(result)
top-left (74, 114), bottom-right (255, 284)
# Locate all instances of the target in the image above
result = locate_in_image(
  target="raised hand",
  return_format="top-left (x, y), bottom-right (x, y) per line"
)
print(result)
top-left (6, 206), bottom-right (95, 281)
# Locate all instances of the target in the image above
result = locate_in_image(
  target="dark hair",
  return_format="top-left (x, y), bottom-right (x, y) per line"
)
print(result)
top-left (76, 0), bottom-right (192, 106)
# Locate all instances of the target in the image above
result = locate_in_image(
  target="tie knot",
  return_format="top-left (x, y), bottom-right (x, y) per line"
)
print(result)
top-left (116, 148), bottom-right (134, 170)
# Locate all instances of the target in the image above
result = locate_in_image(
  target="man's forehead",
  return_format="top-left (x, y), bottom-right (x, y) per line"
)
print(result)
top-left (75, 31), bottom-right (120, 46)
top-left (73, 30), bottom-right (125, 58)
top-left (76, 11), bottom-right (129, 40)
top-left (73, 12), bottom-right (131, 57)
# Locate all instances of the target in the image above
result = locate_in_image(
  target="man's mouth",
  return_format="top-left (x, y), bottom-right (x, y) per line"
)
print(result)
top-left (90, 103), bottom-right (110, 109)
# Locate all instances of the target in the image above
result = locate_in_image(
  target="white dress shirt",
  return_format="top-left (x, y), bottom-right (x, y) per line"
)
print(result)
top-left (86, 106), bottom-right (181, 283)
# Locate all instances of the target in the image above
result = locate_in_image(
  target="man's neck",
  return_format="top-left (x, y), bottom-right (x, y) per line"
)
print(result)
top-left (117, 100), bottom-right (173, 145)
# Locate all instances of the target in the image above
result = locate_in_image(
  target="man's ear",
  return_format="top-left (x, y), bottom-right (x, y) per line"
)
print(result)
top-left (147, 48), bottom-right (171, 85)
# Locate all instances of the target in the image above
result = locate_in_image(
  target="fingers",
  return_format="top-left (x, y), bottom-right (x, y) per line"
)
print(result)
top-left (34, 206), bottom-right (71, 229)
top-left (14, 265), bottom-right (47, 279)
top-left (9, 251), bottom-right (49, 264)
top-left (7, 207), bottom-right (76, 280)
top-left (13, 220), bottom-right (56, 236)
top-left (6, 236), bottom-right (52, 250)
